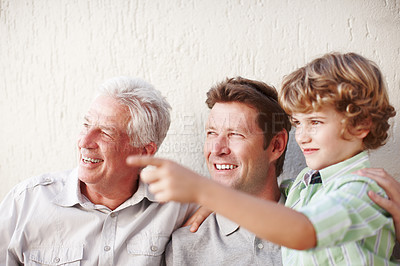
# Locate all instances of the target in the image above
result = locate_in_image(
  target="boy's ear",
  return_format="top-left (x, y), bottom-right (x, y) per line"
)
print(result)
top-left (352, 119), bottom-right (372, 139)
top-left (354, 128), bottom-right (370, 139)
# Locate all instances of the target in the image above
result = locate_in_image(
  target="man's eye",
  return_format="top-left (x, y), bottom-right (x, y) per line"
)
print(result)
top-left (230, 132), bottom-right (244, 138)
top-left (206, 131), bottom-right (216, 136)
top-left (311, 120), bottom-right (321, 125)
top-left (81, 123), bottom-right (90, 132)
top-left (291, 121), bottom-right (300, 127)
top-left (102, 131), bottom-right (113, 138)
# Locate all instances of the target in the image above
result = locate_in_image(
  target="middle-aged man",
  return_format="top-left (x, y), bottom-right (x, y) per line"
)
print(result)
top-left (0, 76), bottom-right (197, 265)
top-left (164, 77), bottom-right (291, 265)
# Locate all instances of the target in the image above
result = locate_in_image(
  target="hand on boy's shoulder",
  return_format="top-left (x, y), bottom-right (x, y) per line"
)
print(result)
top-left (333, 173), bottom-right (390, 210)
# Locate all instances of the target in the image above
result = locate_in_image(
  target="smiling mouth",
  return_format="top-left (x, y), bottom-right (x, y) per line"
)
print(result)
top-left (215, 164), bottom-right (238, 170)
top-left (82, 155), bottom-right (104, 164)
top-left (302, 148), bottom-right (318, 154)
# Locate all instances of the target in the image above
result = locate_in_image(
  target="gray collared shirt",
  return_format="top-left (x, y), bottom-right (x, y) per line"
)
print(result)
top-left (165, 198), bottom-right (284, 266)
top-left (0, 168), bottom-right (197, 265)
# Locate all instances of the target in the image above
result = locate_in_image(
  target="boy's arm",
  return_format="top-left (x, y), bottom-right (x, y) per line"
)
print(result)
top-left (127, 156), bottom-right (316, 250)
top-left (198, 177), bottom-right (316, 249)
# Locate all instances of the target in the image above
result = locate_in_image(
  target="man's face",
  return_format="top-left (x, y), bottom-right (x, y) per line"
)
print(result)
top-left (77, 95), bottom-right (142, 188)
top-left (204, 102), bottom-right (274, 194)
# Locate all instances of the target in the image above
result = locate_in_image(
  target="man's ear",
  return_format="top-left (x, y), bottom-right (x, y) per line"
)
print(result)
top-left (142, 142), bottom-right (157, 156)
top-left (268, 129), bottom-right (288, 163)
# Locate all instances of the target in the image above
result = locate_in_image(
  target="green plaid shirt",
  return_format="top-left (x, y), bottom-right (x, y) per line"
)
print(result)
top-left (282, 151), bottom-right (396, 265)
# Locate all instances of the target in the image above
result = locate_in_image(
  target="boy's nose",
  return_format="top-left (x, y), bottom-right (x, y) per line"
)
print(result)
top-left (295, 126), bottom-right (312, 144)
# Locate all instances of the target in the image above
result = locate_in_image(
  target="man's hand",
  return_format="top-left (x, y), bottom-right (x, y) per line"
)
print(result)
top-left (183, 206), bottom-right (213, 232)
top-left (126, 156), bottom-right (207, 204)
top-left (355, 168), bottom-right (400, 242)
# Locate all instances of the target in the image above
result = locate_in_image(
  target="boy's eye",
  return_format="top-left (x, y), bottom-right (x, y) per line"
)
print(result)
top-left (311, 120), bottom-right (322, 125)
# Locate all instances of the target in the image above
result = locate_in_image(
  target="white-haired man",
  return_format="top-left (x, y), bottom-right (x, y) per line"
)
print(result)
top-left (0, 77), bottom-right (197, 265)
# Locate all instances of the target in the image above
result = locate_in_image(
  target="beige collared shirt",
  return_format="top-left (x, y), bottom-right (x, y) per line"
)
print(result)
top-left (0, 168), bottom-right (197, 265)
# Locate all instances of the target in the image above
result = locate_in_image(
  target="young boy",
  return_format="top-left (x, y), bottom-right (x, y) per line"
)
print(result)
top-left (127, 52), bottom-right (397, 265)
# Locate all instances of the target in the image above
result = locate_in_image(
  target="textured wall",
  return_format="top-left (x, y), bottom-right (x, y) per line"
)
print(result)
top-left (1, 0), bottom-right (399, 200)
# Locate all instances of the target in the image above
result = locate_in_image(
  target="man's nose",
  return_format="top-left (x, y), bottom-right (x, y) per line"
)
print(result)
top-left (211, 135), bottom-right (230, 156)
top-left (78, 128), bottom-right (98, 149)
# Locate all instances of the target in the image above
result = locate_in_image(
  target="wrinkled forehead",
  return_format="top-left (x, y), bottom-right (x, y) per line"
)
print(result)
top-left (206, 106), bottom-right (259, 133)
top-left (85, 95), bottom-right (130, 128)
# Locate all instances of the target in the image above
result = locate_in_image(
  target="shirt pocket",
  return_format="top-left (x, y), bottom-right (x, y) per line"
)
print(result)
top-left (127, 234), bottom-right (170, 257)
top-left (28, 245), bottom-right (83, 265)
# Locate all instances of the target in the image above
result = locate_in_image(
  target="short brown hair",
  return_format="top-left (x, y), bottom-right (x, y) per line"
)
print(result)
top-left (206, 76), bottom-right (291, 177)
top-left (279, 52), bottom-right (396, 149)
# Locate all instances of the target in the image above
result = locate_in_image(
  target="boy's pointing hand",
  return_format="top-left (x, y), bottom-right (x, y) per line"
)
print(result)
top-left (126, 156), bottom-right (206, 204)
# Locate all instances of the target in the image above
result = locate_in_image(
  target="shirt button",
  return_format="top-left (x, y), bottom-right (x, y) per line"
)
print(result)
top-left (150, 245), bottom-right (158, 252)
top-left (53, 257), bottom-right (60, 263)
top-left (257, 243), bottom-right (264, 249)
top-left (104, 246), bottom-right (111, 251)
top-left (110, 213), bottom-right (116, 218)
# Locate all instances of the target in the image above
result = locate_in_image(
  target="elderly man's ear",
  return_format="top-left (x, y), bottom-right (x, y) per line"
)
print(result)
top-left (268, 129), bottom-right (288, 163)
top-left (141, 142), bottom-right (157, 156)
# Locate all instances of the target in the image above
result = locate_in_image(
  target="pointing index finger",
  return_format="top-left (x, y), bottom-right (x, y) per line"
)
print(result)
top-left (126, 155), bottom-right (164, 168)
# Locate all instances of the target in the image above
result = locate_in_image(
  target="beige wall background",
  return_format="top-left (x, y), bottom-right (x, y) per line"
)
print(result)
top-left (1, 0), bottom-right (399, 200)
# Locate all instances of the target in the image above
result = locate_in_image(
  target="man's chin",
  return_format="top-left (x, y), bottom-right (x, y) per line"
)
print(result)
top-left (211, 175), bottom-right (235, 188)
top-left (77, 168), bottom-right (97, 183)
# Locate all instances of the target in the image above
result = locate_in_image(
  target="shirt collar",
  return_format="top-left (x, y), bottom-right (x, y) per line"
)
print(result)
top-left (53, 168), bottom-right (158, 208)
top-left (302, 169), bottom-right (319, 186)
top-left (302, 151), bottom-right (370, 187)
top-left (216, 194), bottom-right (286, 236)
top-left (216, 213), bottom-right (239, 236)
top-left (52, 168), bottom-right (84, 207)
top-left (123, 178), bottom-right (158, 206)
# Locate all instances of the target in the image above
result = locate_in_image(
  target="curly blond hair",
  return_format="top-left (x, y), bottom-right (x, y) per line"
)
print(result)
top-left (279, 52), bottom-right (396, 150)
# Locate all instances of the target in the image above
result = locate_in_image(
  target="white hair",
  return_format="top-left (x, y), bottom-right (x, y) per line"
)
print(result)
top-left (98, 76), bottom-right (171, 150)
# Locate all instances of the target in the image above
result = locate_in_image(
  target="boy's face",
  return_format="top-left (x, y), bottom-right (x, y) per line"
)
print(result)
top-left (292, 106), bottom-right (364, 170)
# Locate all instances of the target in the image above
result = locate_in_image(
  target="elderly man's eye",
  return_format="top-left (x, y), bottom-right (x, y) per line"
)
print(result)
top-left (206, 130), bottom-right (217, 136)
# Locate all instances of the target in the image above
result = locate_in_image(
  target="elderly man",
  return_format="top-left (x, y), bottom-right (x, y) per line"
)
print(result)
top-left (129, 77), bottom-right (291, 265)
top-left (0, 77), bottom-right (197, 265)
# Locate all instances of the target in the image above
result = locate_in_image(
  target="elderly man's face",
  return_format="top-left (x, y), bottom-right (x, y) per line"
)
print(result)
top-left (204, 102), bottom-right (274, 195)
top-left (77, 95), bottom-right (141, 188)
